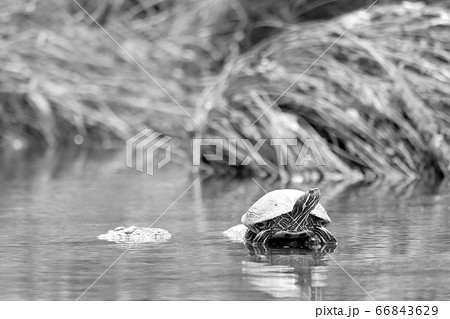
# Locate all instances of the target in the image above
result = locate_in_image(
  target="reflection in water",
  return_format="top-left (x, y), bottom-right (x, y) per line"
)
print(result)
top-left (0, 149), bottom-right (450, 300)
top-left (242, 245), bottom-right (335, 300)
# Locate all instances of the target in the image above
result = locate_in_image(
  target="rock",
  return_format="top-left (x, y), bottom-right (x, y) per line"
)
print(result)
top-left (123, 226), bottom-right (137, 234)
top-left (98, 226), bottom-right (171, 244)
top-left (224, 224), bottom-right (332, 250)
top-left (223, 224), bottom-right (247, 243)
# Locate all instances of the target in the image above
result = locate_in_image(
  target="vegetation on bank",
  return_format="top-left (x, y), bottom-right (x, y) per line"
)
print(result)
top-left (0, 1), bottom-right (449, 182)
top-left (197, 3), bottom-right (450, 182)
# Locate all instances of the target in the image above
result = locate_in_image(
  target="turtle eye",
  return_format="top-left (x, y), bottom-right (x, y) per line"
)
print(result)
top-left (255, 222), bottom-right (265, 229)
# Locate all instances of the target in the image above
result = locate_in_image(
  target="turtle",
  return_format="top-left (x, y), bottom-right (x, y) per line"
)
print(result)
top-left (241, 188), bottom-right (337, 246)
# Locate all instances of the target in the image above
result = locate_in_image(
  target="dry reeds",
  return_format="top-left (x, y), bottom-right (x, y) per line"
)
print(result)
top-left (196, 3), bottom-right (450, 182)
top-left (0, 0), bottom-right (205, 148)
top-left (1, 0), bottom-right (450, 182)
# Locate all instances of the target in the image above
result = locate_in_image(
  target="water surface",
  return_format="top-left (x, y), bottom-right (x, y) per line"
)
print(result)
top-left (0, 150), bottom-right (449, 300)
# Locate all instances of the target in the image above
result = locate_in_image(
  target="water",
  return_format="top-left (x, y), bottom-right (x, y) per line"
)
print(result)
top-left (0, 150), bottom-right (449, 300)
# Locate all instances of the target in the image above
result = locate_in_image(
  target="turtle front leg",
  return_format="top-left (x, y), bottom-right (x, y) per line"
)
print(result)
top-left (313, 226), bottom-right (337, 244)
top-left (252, 229), bottom-right (273, 245)
top-left (244, 228), bottom-right (257, 242)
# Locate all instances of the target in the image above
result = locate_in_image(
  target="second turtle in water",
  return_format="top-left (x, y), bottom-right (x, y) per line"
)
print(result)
top-left (242, 188), bottom-right (337, 247)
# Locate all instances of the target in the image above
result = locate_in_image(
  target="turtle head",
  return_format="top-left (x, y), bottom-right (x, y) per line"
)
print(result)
top-left (290, 188), bottom-right (322, 227)
top-left (248, 220), bottom-right (269, 234)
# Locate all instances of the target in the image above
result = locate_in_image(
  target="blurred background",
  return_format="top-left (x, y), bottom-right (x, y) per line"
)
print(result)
top-left (1, 0), bottom-right (449, 182)
top-left (1, 0), bottom-right (450, 301)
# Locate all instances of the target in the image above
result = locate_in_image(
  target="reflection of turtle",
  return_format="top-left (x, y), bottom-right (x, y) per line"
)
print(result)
top-left (241, 188), bottom-right (337, 247)
top-left (242, 247), bottom-right (332, 300)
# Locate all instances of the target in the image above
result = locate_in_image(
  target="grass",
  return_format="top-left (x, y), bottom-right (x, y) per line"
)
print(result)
top-left (0, 0), bottom-right (206, 148)
top-left (196, 2), bottom-right (450, 182)
top-left (0, 0), bottom-right (449, 182)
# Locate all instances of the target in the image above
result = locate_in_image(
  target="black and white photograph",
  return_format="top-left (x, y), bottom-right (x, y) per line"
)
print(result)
top-left (1, 0), bottom-right (450, 312)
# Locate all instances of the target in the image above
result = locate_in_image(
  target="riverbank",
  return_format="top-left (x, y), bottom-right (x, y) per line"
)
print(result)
top-left (196, 3), bottom-right (450, 182)
top-left (1, 1), bottom-right (449, 182)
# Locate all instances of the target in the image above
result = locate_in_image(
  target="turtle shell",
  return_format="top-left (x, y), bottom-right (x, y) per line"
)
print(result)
top-left (241, 189), bottom-right (331, 226)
